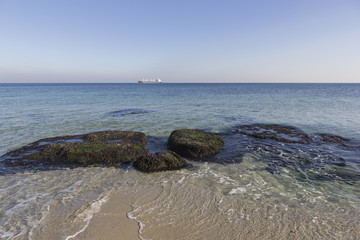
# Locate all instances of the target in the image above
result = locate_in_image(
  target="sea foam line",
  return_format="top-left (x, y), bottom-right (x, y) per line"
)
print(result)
top-left (127, 209), bottom-right (147, 240)
top-left (65, 195), bottom-right (109, 240)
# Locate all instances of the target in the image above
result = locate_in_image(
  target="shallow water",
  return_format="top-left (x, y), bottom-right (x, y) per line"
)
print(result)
top-left (0, 83), bottom-right (360, 239)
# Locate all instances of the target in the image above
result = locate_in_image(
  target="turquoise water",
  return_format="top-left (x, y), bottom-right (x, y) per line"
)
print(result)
top-left (2, 83), bottom-right (360, 153)
top-left (1, 83), bottom-right (360, 239)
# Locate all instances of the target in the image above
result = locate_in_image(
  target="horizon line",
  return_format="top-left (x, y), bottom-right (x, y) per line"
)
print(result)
top-left (1, 82), bottom-right (360, 84)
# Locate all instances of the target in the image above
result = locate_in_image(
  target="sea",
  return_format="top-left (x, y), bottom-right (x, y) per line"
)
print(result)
top-left (0, 83), bottom-right (359, 239)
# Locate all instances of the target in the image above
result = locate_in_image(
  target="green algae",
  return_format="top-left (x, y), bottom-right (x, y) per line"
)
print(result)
top-left (5, 130), bottom-right (149, 166)
top-left (26, 142), bottom-right (148, 165)
top-left (134, 150), bottom-right (188, 172)
top-left (167, 129), bottom-right (225, 159)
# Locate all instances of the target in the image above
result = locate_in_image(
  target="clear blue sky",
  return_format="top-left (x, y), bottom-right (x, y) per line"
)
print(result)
top-left (0, 0), bottom-right (359, 83)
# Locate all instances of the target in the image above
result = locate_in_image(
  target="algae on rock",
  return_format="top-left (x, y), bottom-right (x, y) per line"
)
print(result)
top-left (134, 150), bottom-right (188, 172)
top-left (3, 130), bottom-right (148, 166)
top-left (167, 129), bottom-right (225, 159)
top-left (26, 142), bottom-right (147, 165)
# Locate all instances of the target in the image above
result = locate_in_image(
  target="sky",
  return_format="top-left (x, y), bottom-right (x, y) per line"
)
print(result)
top-left (0, 0), bottom-right (360, 83)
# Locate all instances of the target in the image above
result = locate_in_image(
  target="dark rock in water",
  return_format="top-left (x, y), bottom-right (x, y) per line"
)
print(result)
top-left (167, 129), bottom-right (225, 159)
top-left (107, 109), bottom-right (154, 116)
top-left (219, 124), bottom-right (360, 184)
top-left (3, 131), bottom-right (148, 166)
top-left (238, 124), bottom-right (311, 144)
top-left (318, 133), bottom-right (349, 143)
top-left (26, 142), bottom-right (147, 165)
top-left (83, 131), bottom-right (147, 145)
top-left (134, 150), bottom-right (188, 172)
top-left (304, 165), bottom-right (360, 184)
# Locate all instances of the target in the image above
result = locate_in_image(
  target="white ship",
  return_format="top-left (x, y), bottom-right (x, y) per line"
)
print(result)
top-left (138, 78), bottom-right (162, 84)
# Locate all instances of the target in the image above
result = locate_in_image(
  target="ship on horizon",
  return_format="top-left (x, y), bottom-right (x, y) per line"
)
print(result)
top-left (138, 78), bottom-right (162, 84)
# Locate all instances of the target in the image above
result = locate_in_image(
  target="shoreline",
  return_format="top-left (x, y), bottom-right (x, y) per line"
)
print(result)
top-left (30, 190), bottom-right (141, 240)
top-left (70, 191), bottom-right (140, 240)
top-left (30, 181), bottom-right (360, 240)
top-left (85, 184), bottom-right (360, 240)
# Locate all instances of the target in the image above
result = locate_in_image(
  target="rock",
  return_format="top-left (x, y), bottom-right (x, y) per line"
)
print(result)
top-left (238, 124), bottom-right (311, 144)
top-left (134, 150), bottom-right (188, 172)
top-left (25, 142), bottom-right (147, 165)
top-left (167, 129), bottom-right (225, 159)
top-left (3, 130), bottom-right (148, 166)
top-left (107, 109), bottom-right (155, 116)
top-left (83, 130), bottom-right (147, 144)
top-left (318, 133), bottom-right (349, 143)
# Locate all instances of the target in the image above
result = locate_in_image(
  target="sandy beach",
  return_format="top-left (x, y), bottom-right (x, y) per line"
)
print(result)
top-left (30, 190), bottom-right (140, 240)
top-left (71, 192), bottom-right (140, 240)
top-left (30, 179), bottom-right (360, 240)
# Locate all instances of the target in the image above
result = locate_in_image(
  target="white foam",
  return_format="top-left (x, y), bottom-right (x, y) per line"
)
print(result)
top-left (127, 211), bottom-right (147, 240)
top-left (60, 180), bottom-right (83, 204)
top-left (177, 176), bottom-right (186, 184)
top-left (4, 192), bottom-right (49, 215)
top-left (254, 194), bottom-right (261, 199)
top-left (209, 170), bottom-right (235, 185)
top-left (309, 196), bottom-right (325, 203)
top-left (227, 209), bottom-right (234, 214)
top-left (65, 195), bottom-right (109, 240)
top-left (0, 225), bottom-right (27, 240)
top-left (28, 208), bottom-right (48, 240)
top-left (0, 180), bottom-right (23, 193)
top-left (229, 187), bottom-right (247, 195)
top-left (218, 197), bottom-right (224, 206)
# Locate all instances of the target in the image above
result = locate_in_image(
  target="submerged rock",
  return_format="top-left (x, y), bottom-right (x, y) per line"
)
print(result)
top-left (107, 109), bottom-right (154, 116)
top-left (318, 133), bottom-right (349, 143)
top-left (229, 124), bottom-right (360, 184)
top-left (238, 124), bottom-right (311, 144)
top-left (134, 150), bottom-right (188, 172)
top-left (3, 130), bottom-right (148, 166)
top-left (167, 129), bottom-right (225, 159)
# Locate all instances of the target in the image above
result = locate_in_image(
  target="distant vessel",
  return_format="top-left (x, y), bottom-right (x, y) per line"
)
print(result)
top-left (138, 78), bottom-right (162, 84)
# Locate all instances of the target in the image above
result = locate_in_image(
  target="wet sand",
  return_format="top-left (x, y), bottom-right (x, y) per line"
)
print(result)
top-left (30, 190), bottom-right (140, 240)
top-left (29, 174), bottom-right (360, 240)
top-left (79, 183), bottom-right (359, 240)
top-left (72, 192), bottom-right (140, 240)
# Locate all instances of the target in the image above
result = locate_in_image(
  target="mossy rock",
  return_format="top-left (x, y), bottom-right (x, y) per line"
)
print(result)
top-left (134, 150), bottom-right (188, 172)
top-left (167, 129), bottom-right (225, 159)
top-left (3, 130), bottom-right (148, 166)
top-left (83, 131), bottom-right (147, 144)
top-left (25, 142), bottom-right (148, 165)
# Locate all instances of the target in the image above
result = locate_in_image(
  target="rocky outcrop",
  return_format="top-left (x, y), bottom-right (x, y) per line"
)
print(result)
top-left (25, 142), bottom-right (147, 165)
top-left (134, 150), bottom-right (188, 172)
top-left (3, 130), bottom-right (148, 166)
top-left (167, 129), bottom-right (225, 159)
top-left (238, 124), bottom-right (311, 144)
top-left (1, 125), bottom-right (358, 183)
top-left (83, 130), bottom-right (147, 144)
top-left (318, 133), bottom-right (349, 143)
